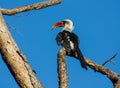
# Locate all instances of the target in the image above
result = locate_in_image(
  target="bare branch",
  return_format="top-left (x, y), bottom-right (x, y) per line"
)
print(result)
top-left (57, 48), bottom-right (68, 88)
top-left (58, 48), bottom-right (120, 88)
top-left (86, 58), bottom-right (120, 88)
top-left (102, 53), bottom-right (117, 66)
top-left (57, 47), bottom-right (120, 88)
top-left (85, 58), bottom-right (119, 84)
top-left (1, 0), bottom-right (61, 16)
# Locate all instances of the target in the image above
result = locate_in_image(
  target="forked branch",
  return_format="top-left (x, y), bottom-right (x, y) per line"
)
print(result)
top-left (85, 58), bottom-right (120, 88)
top-left (58, 48), bottom-right (120, 88)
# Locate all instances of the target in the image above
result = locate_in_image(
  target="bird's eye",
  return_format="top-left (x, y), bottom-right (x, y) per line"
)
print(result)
top-left (62, 21), bottom-right (69, 24)
top-left (62, 21), bottom-right (66, 24)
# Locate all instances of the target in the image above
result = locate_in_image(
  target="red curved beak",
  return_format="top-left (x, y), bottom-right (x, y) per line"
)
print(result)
top-left (52, 22), bottom-right (64, 30)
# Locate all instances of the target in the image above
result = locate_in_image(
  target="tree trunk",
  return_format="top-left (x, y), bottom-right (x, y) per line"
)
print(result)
top-left (0, 11), bottom-right (44, 88)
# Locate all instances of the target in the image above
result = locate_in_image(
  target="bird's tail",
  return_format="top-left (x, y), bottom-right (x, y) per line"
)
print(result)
top-left (75, 48), bottom-right (87, 70)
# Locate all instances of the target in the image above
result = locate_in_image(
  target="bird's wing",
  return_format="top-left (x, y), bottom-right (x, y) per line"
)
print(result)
top-left (56, 32), bottom-right (64, 45)
top-left (62, 32), bottom-right (72, 51)
top-left (70, 33), bottom-right (79, 45)
top-left (56, 31), bottom-right (71, 51)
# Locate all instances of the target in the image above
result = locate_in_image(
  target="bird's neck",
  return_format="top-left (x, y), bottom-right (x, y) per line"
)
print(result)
top-left (62, 28), bottom-right (72, 32)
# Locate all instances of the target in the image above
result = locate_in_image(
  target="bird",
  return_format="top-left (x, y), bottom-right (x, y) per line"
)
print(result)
top-left (52, 19), bottom-right (87, 70)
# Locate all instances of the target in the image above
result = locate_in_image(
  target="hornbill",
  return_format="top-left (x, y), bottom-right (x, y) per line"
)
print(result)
top-left (52, 19), bottom-right (87, 70)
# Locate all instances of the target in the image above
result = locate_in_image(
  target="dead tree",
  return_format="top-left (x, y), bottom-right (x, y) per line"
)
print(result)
top-left (1, 0), bottom-right (119, 88)
top-left (57, 48), bottom-right (120, 88)
top-left (0, 0), bottom-right (61, 88)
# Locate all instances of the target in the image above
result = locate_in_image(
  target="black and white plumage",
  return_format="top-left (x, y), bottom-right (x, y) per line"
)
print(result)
top-left (52, 19), bottom-right (87, 70)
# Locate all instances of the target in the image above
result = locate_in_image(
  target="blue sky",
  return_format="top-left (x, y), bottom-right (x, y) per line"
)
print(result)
top-left (0, 0), bottom-right (120, 88)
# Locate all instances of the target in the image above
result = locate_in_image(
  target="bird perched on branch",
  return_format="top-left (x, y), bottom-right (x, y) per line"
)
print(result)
top-left (52, 19), bottom-right (87, 70)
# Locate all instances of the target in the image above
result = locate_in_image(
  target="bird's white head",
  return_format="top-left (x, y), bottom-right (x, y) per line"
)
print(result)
top-left (52, 19), bottom-right (74, 32)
